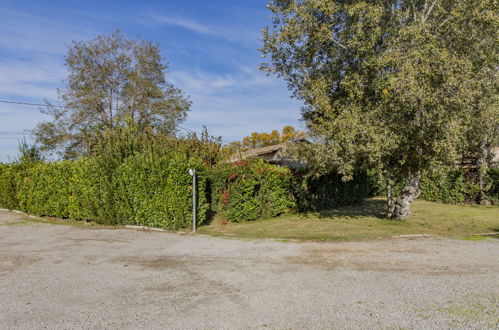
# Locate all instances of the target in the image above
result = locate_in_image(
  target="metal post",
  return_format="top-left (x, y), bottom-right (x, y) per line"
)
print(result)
top-left (192, 169), bottom-right (196, 232)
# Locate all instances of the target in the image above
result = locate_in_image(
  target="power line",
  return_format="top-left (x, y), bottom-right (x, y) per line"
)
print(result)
top-left (0, 100), bottom-right (64, 107)
top-left (0, 99), bottom-right (233, 144)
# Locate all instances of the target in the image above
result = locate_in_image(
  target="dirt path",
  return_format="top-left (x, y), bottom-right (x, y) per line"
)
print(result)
top-left (0, 210), bottom-right (498, 329)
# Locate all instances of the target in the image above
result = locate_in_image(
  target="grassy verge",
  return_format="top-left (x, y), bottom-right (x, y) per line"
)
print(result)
top-left (199, 198), bottom-right (499, 241)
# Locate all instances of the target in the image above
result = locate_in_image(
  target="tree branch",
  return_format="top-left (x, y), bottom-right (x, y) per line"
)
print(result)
top-left (422, 0), bottom-right (438, 24)
top-left (331, 37), bottom-right (347, 50)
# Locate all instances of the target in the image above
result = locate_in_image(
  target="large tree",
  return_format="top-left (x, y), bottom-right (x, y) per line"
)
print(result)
top-left (261, 0), bottom-right (498, 219)
top-left (35, 30), bottom-right (191, 158)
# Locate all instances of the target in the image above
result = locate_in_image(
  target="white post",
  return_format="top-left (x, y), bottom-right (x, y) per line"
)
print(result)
top-left (189, 168), bottom-right (197, 232)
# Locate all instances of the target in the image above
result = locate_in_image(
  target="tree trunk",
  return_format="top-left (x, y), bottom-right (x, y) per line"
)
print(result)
top-left (390, 172), bottom-right (421, 220)
top-left (386, 179), bottom-right (395, 218)
top-left (478, 142), bottom-right (491, 205)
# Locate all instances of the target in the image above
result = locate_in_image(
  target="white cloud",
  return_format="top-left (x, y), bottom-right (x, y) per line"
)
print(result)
top-left (0, 7), bottom-right (96, 54)
top-left (0, 55), bottom-right (65, 100)
top-left (169, 68), bottom-right (303, 142)
top-left (150, 15), bottom-right (215, 35)
top-left (142, 13), bottom-right (260, 44)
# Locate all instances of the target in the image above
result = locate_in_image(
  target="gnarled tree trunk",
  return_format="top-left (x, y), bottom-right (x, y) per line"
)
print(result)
top-left (390, 172), bottom-right (421, 220)
top-left (386, 178), bottom-right (395, 218)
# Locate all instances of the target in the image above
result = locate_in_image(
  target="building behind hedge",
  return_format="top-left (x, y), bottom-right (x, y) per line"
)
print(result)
top-left (229, 139), bottom-right (307, 169)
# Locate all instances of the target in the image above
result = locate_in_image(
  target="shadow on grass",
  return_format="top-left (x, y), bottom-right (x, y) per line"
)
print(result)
top-left (315, 199), bottom-right (387, 220)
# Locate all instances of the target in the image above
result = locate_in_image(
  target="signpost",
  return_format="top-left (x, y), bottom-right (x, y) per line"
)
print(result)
top-left (188, 168), bottom-right (196, 232)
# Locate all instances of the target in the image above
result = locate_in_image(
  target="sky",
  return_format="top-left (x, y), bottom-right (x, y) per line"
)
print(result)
top-left (0, 0), bottom-right (303, 162)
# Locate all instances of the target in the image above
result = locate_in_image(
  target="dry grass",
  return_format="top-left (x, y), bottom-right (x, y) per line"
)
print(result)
top-left (199, 198), bottom-right (499, 241)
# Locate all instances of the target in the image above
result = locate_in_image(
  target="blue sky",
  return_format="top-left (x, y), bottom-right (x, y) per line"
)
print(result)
top-left (0, 0), bottom-right (303, 162)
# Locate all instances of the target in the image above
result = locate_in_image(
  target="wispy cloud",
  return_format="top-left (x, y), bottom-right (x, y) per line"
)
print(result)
top-left (142, 13), bottom-right (260, 45)
top-left (151, 15), bottom-right (215, 35)
top-left (169, 67), bottom-right (303, 141)
top-left (0, 7), bottom-right (96, 54)
top-left (0, 55), bottom-right (65, 100)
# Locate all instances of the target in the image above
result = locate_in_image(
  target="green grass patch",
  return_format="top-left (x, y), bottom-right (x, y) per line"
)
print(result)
top-left (414, 293), bottom-right (498, 328)
top-left (199, 198), bottom-right (499, 241)
top-left (460, 235), bottom-right (490, 241)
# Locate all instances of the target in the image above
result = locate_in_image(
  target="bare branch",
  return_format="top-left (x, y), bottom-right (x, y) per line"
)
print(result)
top-left (331, 37), bottom-right (347, 49)
top-left (422, 0), bottom-right (438, 24)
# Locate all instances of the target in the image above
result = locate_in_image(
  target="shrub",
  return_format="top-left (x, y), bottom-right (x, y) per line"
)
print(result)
top-left (211, 159), bottom-right (295, 222)
top-left (8, 149), bottom-right (209, 230)
top-left (0, 164), bottom-right (21, 210)
top-left (293, 170), bottom-right (376, 211)
top-left (68, 157), bottom-right (107, 221)
top-left (113, 151), bottom-right (208, 229)
top-left (484, 167), bottom-right (499, 205)
top-left (419, 168), bottom-right (480, 204)
top-left (17, 161), bottom-right (74, 218)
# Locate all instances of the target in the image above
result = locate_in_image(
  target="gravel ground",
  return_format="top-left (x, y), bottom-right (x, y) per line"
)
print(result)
top-left (0, 210), bottom-right (498, 329)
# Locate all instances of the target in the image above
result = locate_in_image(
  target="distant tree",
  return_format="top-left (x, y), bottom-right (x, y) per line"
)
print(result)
top-left (34, 30), bottom-right (191, 159)
top-left (16, 138), bottom-right (43, 165)
top-left (223, 126), bottom-right (305, 155)
top-left (261, 0), bottom-right (498, 219)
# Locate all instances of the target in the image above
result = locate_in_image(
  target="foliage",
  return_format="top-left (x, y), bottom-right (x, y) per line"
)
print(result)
top-left (261, 0), bottom-right (499, 219)
top-left (211, 159), bottom-right (295, 222)
top-left (484, 168), bottom-right (499, 205)
top-left (17, 161), bottom-right (74, 218)
top-left (34, 30), bottom-right (191, 159)
top-left (373, 167), bottom-right (498, 205)
top-left (0, 141), bottom-right (43, 210)
top-left (419, 169), bottom-right (480, 204)
top-left (0, 163), bottom-right (21, 210)
top-left (5, 145), bottom-right (209, 229)
top-left (113, 151), bottom-right (208, 229)
top-left (294, 170), bottom-right (376, 212)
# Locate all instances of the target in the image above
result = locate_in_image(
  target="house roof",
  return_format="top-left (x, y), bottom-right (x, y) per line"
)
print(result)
top-left (238, 143), bottom-right (287, 159)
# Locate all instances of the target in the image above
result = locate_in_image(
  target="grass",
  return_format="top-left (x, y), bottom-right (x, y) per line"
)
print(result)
top-left (199, 198), bottom-right (499, 241)
top-left (0, 213), bottom-right (109, 229)
top-left (413, 293), bottom-right (499, 328)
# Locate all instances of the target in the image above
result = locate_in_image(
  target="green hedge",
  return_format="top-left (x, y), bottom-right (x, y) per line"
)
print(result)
top-left (3, 154), bottom-right (496, 228)
top-left (0, 163), bottom-right (21, 210)
top-left (113, 152), bottom-right (208, 229)
top-left (0, 151), bottom-right (208, 230)
top-left (486, 167), bottom-right (499, 205)
top-left (294, 170), bottom-right (376, 211)
top-left (419, 168), bottom-right (480, 204)
top-left (211, 159), bottom-right (295, 222)
top-left (17, 161), bottom-right (74, 218)
top-left (373, 167), bottom-right (498, 205)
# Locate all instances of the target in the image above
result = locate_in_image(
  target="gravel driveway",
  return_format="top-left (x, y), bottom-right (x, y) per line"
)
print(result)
top-left (0, 210), bottom-right (498, 329)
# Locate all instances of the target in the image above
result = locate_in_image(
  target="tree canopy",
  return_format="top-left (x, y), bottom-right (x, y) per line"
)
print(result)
top-left (34, 30), bottom-right (191, 159)
top-left (261, 0), bottom-right (499, 219)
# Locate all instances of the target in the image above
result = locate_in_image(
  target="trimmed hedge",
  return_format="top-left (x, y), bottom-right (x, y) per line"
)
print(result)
top-left (2, 153), bottom-right (497, 228)
top-left (373, 167), bottom-right (498, 205)
top-left (419, 168), bottom-right (480, 204)
top-left (210, 159), bottom-right (295, 222)
top-left (0, 163), bottom-right (21, 210)
top-left (17, 161), bottom-right (74, 218)
top-left (0, 151), bottom-right (208, 230)
top-left (113, 152), bottom-right (208, 229)
top-left (294, 170), bottom-right (376, 211)
top-left (486, 167), bottom-right (499, 205)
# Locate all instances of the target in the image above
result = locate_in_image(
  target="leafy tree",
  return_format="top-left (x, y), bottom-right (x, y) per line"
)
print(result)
top-left (16, 138), bottom-right (43, 165)
top-left (261, 0), bottom-right (498, 219)
top-left (34, 30), bottom-right (191, 159)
